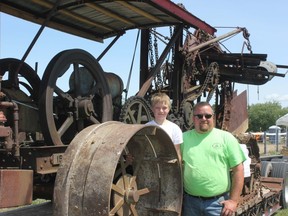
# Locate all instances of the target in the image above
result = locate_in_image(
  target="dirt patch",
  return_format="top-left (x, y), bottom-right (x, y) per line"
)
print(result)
top-left (258, 142), bottom-right (286, 155)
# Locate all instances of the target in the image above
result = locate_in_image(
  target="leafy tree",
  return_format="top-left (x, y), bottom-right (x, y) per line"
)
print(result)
top-left (248, 101), bottom-right (288, 132)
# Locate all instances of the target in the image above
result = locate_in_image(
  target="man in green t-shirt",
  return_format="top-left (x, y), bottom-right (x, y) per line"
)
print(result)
top-left (181, 102), bottom-right (246, 216)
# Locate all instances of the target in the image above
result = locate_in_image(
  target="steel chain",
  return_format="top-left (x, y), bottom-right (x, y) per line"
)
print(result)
top-left (195, 62), bottom-right (218, 100)
top-left (243, 28), bottom-right (253, 53)
top-left (148, 29), bottom-right (154, 68)
top-left (206, 62), bottom-right (219, 102)
top-left (182, 61), bottom-right (218, 119)
top-left (153, 28), bottom-right (163, 89)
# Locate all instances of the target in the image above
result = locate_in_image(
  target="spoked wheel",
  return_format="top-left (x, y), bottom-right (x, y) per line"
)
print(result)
top-left (0, 58), bottom-right (41, 102)
top-left (53, 122), bottom-right (182, 216)
top-left (39, 49), bottom-right (113, 145)
top-left (119, 96), bottom-right (153, 124)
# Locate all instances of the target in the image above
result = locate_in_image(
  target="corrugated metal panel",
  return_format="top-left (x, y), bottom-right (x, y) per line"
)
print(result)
top-left (0, 0), bottom-right (216, 42)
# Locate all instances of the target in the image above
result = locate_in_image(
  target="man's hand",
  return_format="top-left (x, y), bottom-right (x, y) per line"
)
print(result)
top-left (220, 199), bottom-right (237, 216)
top-left (221, 163), bottom-right (243, 215)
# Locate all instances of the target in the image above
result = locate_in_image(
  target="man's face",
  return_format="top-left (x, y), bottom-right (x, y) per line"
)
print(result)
top-left (193, 105), bottom-right (214, 133)
top-left (152, 102), bottom-right (170, 122)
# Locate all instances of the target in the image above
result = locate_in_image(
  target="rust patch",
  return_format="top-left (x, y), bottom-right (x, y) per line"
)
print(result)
top-left (0, 169), bottom-right (33, 208)
top-left (228, 90), bottom-right (248, 134)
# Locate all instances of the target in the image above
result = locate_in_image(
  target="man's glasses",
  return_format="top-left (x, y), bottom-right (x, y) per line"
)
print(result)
top-left (194, 114), bottom-right (213, 119)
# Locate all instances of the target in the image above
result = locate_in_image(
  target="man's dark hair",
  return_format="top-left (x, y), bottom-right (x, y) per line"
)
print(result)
top-left (193, 102), bottom-right (213, 114)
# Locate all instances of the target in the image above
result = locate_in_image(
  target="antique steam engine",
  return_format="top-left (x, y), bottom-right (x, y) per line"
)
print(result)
top-left (0, 0), bottom-right (286, 215)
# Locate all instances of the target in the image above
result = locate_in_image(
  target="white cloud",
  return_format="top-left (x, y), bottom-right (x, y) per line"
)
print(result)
top-left (265, 94), bottom-right (288, 103)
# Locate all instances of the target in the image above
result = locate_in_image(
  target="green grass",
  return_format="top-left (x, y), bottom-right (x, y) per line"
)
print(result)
top-left (275, 209), bottom-right (288, 215)
top-left (0, 199), bottom-right (49, 213)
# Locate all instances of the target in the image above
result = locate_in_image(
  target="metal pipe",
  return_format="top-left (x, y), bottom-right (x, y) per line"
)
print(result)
top-left (187, 27), bottom-right (244, 53)
top-left (97, 33), bottom-right (122, 61)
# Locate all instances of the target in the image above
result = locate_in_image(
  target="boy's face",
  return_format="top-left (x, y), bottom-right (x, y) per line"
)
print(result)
top-left (152, 101), bottom-right (170, 122)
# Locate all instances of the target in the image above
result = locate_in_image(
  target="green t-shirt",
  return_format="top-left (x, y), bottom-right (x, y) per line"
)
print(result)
top-left (181, 128), bottom-right (246, 197)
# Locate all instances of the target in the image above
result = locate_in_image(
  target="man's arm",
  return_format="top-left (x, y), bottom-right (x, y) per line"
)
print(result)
top-left (230, 163), bottom-right (244, 202)
top-left (221, 163), bottom-right (244, 216)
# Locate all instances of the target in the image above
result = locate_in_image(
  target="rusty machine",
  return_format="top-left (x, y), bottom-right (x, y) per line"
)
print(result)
top-left (0, 0), bottom-right (287, 215)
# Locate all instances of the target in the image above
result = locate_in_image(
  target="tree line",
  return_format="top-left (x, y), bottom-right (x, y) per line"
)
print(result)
top-left (248, 102), bottom-right (288, 132)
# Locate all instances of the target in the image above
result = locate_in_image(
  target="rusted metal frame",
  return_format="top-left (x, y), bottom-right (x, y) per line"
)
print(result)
top-left (137, 25), bottom-right (183, 97)
top-left (227, 90), bottom-right (248, 134)
top-left (222, 82), bottom-right (233, 131)
top-left (86, 3), bottom-right (136, 26)
top-left (117, 1), bottom-right (162, 23)
top-left (0, 153), bottom-right (21, 168)
top-left (200, 53), bottom-right (265, 67)
top-left (139, 29), bottom-right (150, 90)
top-left (237, 189), bottom-right (281, 215)
top-left (171, 27), bottom-right (184, 111)
top-left (261, 176), bottom-right (283, 191)
top-left (34, 0), bottom-right (114, 32)
top-left (149, 0), bottom-right (216, 35)
top-left (96, 33), bottom-right (122, 61)
top-left (265, 194), bottom-right (281, 212)
top-left (254, 191), bottom-right (281, 216)
top-left (20, 145), bottom-right (67, 173)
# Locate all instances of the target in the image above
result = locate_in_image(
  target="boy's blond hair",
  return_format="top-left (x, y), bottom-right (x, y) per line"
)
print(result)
top-left (150, 93), bottom-right (171, 109)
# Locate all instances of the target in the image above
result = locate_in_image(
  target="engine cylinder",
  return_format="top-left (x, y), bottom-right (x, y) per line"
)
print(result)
top-left (104, 72), bottom-right (124, 99)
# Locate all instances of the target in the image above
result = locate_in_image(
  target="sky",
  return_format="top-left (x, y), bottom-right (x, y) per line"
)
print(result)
top-left (0, 0), bottom-right (287, 107)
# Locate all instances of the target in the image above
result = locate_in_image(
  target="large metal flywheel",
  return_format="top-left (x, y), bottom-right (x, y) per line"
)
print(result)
top-left (39, 49), bottom-right (113, 146)
top-left (0, 58), bottom-right (41, 102)
top-left (53, 121), bottom-right (182, 216)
